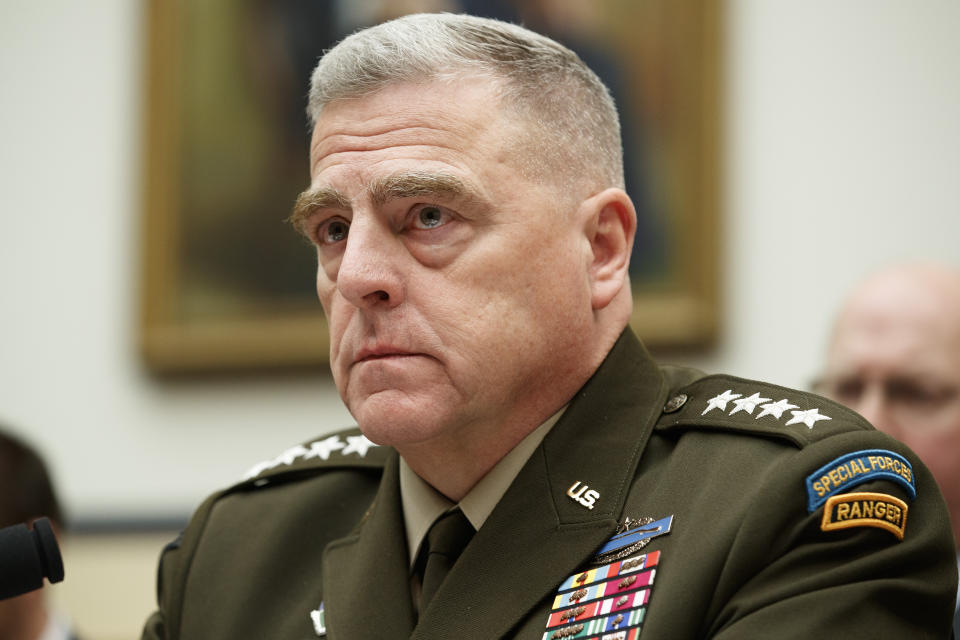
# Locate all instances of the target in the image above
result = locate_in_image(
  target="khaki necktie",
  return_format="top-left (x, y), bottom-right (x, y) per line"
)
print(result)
top-left (418, 508), bottom-right (475, 612)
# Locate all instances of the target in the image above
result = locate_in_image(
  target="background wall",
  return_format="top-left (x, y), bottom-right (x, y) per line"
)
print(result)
top-left (1, 0), bottom-right (959, 634)
top-left (3, 0), bottom-right (959, 522)
top-left (697, 0), bottom-right (960, 389)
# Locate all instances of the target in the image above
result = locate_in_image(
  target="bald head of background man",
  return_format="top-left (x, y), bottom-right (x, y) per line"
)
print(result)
top-left (820, 263), bottom-right (960, 547)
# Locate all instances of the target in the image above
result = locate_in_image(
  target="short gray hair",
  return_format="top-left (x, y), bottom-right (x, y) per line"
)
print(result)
top-left (307, 13), bottom-right (623, 191)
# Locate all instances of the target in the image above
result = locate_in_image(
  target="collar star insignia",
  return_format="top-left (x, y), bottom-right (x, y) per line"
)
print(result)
top-left (729, 392), bottom-right (772, 416)
top-left (702, 390), bottom-right (742, 415)
top-left (341, 434), bottom-right (376, 457)
top-left (755, 399), bottom-right (799, 420)
top-left (785, 408), bottom-right (832, 429)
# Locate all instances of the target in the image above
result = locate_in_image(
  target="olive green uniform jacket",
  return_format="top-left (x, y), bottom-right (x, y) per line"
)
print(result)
top-left (142, 331), bottom-right (958, 639)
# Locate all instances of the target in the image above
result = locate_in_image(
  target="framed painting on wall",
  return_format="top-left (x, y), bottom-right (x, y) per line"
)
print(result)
top-left (141, 0), bottom-right (721, 373)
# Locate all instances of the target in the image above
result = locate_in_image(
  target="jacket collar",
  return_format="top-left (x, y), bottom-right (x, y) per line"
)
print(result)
top-left (323, 329), bottom-right (667, 639)
top-left (322, 452), bottom-right (417, 638)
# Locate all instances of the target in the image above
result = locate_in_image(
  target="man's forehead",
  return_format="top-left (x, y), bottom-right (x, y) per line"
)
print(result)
top-left (839, 295), bottom-right (960, 348)
top-left (844, 267), bottom-right (960, 326)
top-left (309, 78), bottom-right (514, 158)
top-left (829, 314), bottom-right (960, 381)
top-left (312, 77), bottom-right (505, 135)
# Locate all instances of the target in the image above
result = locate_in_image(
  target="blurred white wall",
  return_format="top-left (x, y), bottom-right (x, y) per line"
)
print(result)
top-left (689, 0), bottom-right (960, 389)
top-left (0, 2), bottom-right (354, 523)
top-left (2, 0), bottom-right (959, 526)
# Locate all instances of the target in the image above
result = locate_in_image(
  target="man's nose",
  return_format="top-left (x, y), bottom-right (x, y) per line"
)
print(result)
top-left (335, 217), bottom-right (403, 309)
top-left (853, 386), bottom-right (899, 437)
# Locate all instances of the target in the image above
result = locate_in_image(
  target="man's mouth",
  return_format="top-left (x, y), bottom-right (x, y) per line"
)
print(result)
top-left (354, 346), bottom-right (419, 364)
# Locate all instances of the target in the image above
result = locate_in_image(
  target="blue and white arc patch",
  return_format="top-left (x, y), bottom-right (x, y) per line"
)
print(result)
top-left (805, 449), bottom-right (915, 512)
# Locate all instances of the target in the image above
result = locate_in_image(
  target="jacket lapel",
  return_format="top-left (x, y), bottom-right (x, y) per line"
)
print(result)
top-left (413, 330), bottom-right (668, 639)
top-left (322, 452), bottom-right (416, 639)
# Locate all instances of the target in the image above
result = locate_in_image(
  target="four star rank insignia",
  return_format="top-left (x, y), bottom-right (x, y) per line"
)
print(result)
top-left (702, 389), bottom-right (832, 429)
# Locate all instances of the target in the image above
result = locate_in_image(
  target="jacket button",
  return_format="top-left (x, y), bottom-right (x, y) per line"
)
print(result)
top-left (663, 394), bottom-right (688, 413)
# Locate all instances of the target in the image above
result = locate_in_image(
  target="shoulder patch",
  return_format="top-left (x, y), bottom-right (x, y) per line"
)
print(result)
top-left (656, 374), bottom-right (870, 448)
top-left (805, 449), bottom-right (916, 512)
top-left (241, 427), bottom-right (388, 483)
top-left (820, 491), bottom-right (908, 540)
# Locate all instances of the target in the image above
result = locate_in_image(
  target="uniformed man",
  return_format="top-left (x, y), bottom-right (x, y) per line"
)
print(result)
top-left (818, 263), bottom-right (960, 638)
top-left (141, 14), bottom-right (958, 639)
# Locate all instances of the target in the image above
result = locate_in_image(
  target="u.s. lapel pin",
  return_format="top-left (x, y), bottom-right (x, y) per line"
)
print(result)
top-left (567, 480), bottom-right (600, 510)
top-left (310, 602), bottom-right (326, 637)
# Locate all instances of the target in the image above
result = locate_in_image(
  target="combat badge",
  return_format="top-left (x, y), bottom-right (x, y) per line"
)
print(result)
top-left (805, 449), bottom-right (915, 512)
top-left (592, 516), bottom-right (673, 565)
top-left (820, 492), bottom-right (908, 540)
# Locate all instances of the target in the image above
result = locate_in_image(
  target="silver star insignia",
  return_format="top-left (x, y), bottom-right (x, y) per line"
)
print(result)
top-left (304, 435), bottom-right (346, 460)
top-left (242, 459), bottom-right (275, 480)
top-left (702, 390), bottom-right (742, 415)
top-left (274, 444), bottom-right (309, 466)
top-left (755, 399), bottom-right (799, 420)
top-left (242, 444), bottom-right (307, 480)
top-left (785, 408), bottom-right (832, 429)
top-left (729, 392), bottom-right (773, 416)
top-left (342, 434), bottom-right (377, 457)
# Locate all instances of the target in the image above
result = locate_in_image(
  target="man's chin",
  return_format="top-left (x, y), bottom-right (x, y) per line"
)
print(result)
top-left (355, 419), bottom-right (449, 450)
top-left (347, 386), bottom-right (463, 448)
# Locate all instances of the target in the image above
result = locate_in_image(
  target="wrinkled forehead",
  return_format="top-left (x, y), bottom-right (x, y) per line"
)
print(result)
top-left (311, 69), bottom-right (512, 127)
top-left (313, 77), bottom-right (509, 142)
top-left (307, 78), bottom-right (543, 195)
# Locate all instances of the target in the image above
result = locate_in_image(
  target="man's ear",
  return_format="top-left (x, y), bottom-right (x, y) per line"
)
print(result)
top-left (580, 188), bottom-right (636, 310)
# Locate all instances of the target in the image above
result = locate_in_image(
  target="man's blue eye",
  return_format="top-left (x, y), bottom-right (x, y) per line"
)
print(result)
top-left (323, 220), bottom-right (349, 243)
top-left (416, 206), bottom-right (444, 229)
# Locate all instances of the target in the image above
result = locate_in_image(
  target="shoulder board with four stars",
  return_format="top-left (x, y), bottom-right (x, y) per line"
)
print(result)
top-left (237, 427), bottom-right (390, 487)
top-left (655, 373), bottom-right (870, 448)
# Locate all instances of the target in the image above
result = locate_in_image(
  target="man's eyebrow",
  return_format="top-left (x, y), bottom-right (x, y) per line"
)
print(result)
top-left (288, 187), bottom-right (351, 233)
top-left (368, 171), bottom-right (473, 207)
top-left (288, 172), bottom-right (476, 234)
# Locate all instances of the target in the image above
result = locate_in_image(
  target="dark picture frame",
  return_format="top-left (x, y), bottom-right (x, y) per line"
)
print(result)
top-left (141, 0), bottom-right (721, 373)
